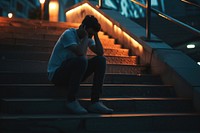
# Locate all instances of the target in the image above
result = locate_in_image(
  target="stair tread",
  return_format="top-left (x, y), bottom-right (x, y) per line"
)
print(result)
top-left (0, 51), bottom-right (135, 57)
top-left (0, 58), bottom-right (140, 64)
top-left (0, 59), bottom-right (143, 70)
top-left (2, 97), bottom-right (192, 101)
top-left (0, 72), bottom-right (162, 84)
top-left (0, 42), bottom-right (128, 51)
top-left (0, 52), bottom-right (137, 59)
top-left (0, 60), bottom-right (147, 74)
top-left (1, 113), bottom-right (200, 120)
top-left (0, 83), bottom-right (175, 98)
top-left (0, 83), bottom-right (172, 87)
top-left (0, 33), bottom-right (113, 40)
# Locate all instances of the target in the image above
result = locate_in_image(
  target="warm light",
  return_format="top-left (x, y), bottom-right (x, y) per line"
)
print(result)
top-left (123, 31), bottom-right (143, 54)
top-left (66, 3), bottom-right (113, 28)
top-left (114, 25), bottom-right (122, 37)
top-left (8, 13), bottom-right (13, 18)
top-left (197, 62), bottom-right (200, 65)
top-left (39, 0), bottom-right (45, 4)
top-left (40, 0), bottom-right (45, 20)
top-left (187, 44), bottom-right (195, 49)
top-left (65, 2), bottom-right (143, 55)
top-left (158, 13), bottom-right (171, 21)
top-left (49, 1), bottom-right (59, 22)
top-left (49, 2), bottom-right (57, 9)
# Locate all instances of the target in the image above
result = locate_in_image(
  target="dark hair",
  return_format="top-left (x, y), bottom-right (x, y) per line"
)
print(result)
top-left (81, 15), bottom-right (101, 32)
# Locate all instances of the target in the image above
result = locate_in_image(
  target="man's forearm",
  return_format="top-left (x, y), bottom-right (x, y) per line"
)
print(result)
top-left (77, 36), bottom-right (88, 56)
top-left (69, 36), bottom-right (88, 56)
top-left (94, 33), bottom-right (104, 56)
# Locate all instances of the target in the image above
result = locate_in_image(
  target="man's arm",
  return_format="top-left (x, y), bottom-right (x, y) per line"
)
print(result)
top-left (68, 35), bottom-right (88, 56)
top-left (89, 33), bottom-right (104, 56)
top-left (68, 25), bottom-right (89, 56)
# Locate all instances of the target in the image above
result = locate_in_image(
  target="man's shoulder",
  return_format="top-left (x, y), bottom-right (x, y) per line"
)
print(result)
top-left (59, 28), bottom-right (77, 46)
top-left (63, 28), bottom-right (76, 34)
top-left (61, 28), bottom-right (76, 39)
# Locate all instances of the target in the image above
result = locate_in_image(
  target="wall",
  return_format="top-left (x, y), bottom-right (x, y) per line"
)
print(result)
top-left (0, 0), bottom-right (38, 18)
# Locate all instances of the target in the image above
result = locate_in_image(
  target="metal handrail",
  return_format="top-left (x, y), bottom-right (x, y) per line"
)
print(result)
top-left (151, 8), bottom-right (200, 36)
top-left (131, 0), bottom-right (146, 8)
top-left (97, 0), bottom-right (200, 39)
top-left (181, 0), bottom-right (200, 8)
top-left (129, 0), bottom-right (200, 41)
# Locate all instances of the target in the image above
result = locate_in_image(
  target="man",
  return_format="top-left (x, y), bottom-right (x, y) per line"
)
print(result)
top-left (47, 15), bottom-right (113, 114)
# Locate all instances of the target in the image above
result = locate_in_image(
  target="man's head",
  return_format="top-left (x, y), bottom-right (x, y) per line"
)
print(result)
top-left (81, 15), bottom-right (101, 38)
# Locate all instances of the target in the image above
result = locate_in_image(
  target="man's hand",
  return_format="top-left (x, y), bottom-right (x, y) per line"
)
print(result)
top-left (78, 24), bottom-right (88, 39)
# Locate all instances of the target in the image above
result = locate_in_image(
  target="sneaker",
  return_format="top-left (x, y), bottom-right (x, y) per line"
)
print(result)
top-left (66, 100), bottom-right (88, 114)
top-left (88, 102), bottom-right (114, 114)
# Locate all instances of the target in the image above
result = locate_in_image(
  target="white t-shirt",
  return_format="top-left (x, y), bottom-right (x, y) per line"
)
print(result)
top-left (47, 28), bottom-right (95, 80)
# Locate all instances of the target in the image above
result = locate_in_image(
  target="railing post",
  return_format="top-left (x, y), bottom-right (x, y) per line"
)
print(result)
top-left (146, 0), bottom-right (151, 41)
top-left (99, 0), bottom-right (103, 8)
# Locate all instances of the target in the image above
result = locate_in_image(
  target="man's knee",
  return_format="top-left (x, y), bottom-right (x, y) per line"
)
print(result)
top-left (74, 56), bottom-right (88, 65)
top-left (72, 56), bottom-right (88, 71)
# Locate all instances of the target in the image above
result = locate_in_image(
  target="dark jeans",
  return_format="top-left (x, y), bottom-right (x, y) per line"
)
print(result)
top-left (51, 56), bottom-right (106, 102)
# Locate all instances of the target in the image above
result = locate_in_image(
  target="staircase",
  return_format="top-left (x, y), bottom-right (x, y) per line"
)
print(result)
top-left (0, 17), bottom-right (200, 133)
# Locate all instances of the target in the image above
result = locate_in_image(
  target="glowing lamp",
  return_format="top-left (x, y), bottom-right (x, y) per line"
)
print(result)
top-left (187, 44), bottom-right (195, 49)
top-left (49, 2), bottom-right (57, 9)
top-left (65, 2), bottom-right (143, 55)
top-left (8, 13), bottom-right (13, 18)
top-left (39, 0), bottom-right (45, 20)
top-left (39, 0), bottom-right (45, 4)
top-left (49, 1), bottom-right (59, 22)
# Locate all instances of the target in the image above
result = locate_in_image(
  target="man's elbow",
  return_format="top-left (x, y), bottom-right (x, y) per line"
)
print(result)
top-left (97, 51), bottom-right (104, 56)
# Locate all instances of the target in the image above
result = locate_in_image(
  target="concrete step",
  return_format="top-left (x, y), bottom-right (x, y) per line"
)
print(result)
top-left (0, 73), bottom-right (162, 84)
top-left (0, 34), bottom-right (120, 49)
top-left (0, 31), bottom-right (115, 43)
top-left (0, 26), bottom-right (67, 35)
top-left (0, 130), bottom-right (199, 133)
top-left (0, 42), bottom-right (129, 57)
top-left (0, 51), bottom-right (138, 65)
top-left (0, 98), bottom-right (195, 114)
top-left (0, 84), bottom-right (175, 99)
top-left (0, 21), bottom-right (79, 31)
top-left (0, 23), bottom-right (109, 35)
top-left (0, 16), bottom-right (80, 28)
top-left (0, 59), bottom-right (146, 74)
top-left (1, 113), bottom-right (200, 132)
top-left (88, 48), bottom-right (129, 57)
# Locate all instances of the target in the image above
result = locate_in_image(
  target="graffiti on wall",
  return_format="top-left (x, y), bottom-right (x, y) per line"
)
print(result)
top-left (104, 0), bottom-right (159, 18)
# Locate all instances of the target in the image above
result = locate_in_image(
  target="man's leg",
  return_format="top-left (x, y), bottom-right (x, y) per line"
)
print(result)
top-left (82, 56), bottom-right (106, 103)
top-left (83, 56), bottom-right (113, 114)
top-left (52, 56), bottom-right (88, 114)
top-left (52, 56), bottom-right (88, 102)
